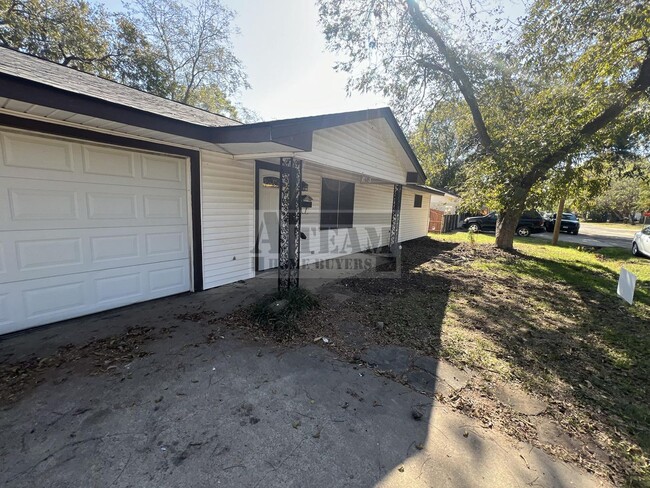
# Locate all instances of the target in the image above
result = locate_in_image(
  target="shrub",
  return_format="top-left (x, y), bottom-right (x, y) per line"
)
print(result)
top-left (250, 287), bottom-right (319, 337)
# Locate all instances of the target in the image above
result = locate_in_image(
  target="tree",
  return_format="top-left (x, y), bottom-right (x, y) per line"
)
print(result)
top-left (409, 100), bottom-right (474, 191)
top-left (0, 0), bottom-right (249, 119)
top-left (318, 0), bottom-right (650, 249)
top-left (579, 160), bottom-right (650, 222)
top-left (126, 0), bottom-right (249, 119)
top-left (0, 0), bottom-right (169, 93)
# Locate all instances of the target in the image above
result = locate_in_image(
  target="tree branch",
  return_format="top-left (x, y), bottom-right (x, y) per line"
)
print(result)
top-left (522, 46), bottom-right (650, 189)
top-left (405, 0), bottom-right (493, 154)
top-left (415, 58), bottom-right (454, 77)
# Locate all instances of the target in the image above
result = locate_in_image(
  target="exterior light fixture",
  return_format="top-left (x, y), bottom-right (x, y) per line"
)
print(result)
top-left (262, 176), bottom-right (280, 188)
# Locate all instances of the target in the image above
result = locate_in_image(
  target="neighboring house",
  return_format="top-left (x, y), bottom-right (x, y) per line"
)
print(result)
top-left (0, 47), bottom-right (431, 334)
top-left (407, 185), bottom-right (462, 233)
top-left (429, 188), bottom-right (462, 215)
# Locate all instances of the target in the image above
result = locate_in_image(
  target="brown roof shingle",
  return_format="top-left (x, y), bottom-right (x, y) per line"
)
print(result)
top-left (0, 47), bottom-right (240, 127)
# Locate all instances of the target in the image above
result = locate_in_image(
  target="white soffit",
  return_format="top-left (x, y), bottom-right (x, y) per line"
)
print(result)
top-left (0, 97), bottom-right (229, 153)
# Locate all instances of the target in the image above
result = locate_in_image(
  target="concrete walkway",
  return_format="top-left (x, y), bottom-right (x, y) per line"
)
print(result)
top-left (0, 258), bottom-right (609, 487)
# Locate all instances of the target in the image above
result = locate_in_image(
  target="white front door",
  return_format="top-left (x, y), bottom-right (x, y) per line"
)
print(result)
top-left (257, 169), bottom-right (279, 271)
top-left (0, 129), bottom-right (191, 334)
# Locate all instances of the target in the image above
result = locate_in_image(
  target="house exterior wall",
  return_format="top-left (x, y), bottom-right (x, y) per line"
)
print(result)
top-left (400, 188), bottom-right (431, 242)
top-left (309, 119), bottom-right (409, 184)
top-left (200, 150), bottom-right (255, 289)
top-left (299, 164), bottom-right (394, 267)
top-left (199, 158), bottom-right (424, 290)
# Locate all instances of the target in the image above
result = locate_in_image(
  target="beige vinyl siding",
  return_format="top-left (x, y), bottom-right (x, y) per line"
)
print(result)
top-left (399, 188), bottom-right (431, 242)
top-left (309, 119), bottom-right (409, 184)
top-left (300, 164), bottom-right (393, 265)
top-left (201, 150), bottom-right (254, 289)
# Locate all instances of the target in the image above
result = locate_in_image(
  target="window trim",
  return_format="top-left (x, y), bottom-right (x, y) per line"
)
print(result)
top-left (320, 177), bottom-right (355, 230)
top-left (414, 194), bottom-right (423, 208)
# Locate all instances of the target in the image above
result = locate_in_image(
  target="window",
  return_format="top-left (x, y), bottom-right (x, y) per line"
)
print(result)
top-left (414, 194), bottom-right (423, 208)
top-left (320, 177), bottom-right (355, 229)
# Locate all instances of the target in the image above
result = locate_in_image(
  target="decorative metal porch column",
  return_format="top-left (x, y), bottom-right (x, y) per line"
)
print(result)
top-left (278, 157), bottom-right (303, 291)
top-left (389, 184), bottom-right (402, 255)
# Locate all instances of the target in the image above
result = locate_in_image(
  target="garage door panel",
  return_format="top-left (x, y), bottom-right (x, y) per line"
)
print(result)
top-left (8, 187), bottom-right (80, 221)
top-left (0, 128), bottom-right (191, 334)
top-left (0, 225), bottom-right (188, 283)
top-left (148, 264), bottom-right (188, 293)
top-left (87, 192), bottom-right (138, 220)
top-left (142, 154), bottom-right (184, 183)
top-left (1, 132), bottom-right (74, 173)
top-left (24, 281), bottom-right (86, 319)
top-left (82, 145), bottom-right (136, 178)
top-left (16, 237), bottom-right (83, 271)
top-left (1, 179), bottom-right (188, 230)
top-left (143, 194), bottom-right (185, 219)
top-left (0, 293), bottom-right (10, 328)
top-left (1, 131), bottom-right (186, 190)
top-left (0, 259), bottom-right (190, 334)
top-left (90, 234), bottom-right (140, 263)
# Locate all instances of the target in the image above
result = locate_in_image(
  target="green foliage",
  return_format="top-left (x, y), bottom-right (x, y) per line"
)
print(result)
top-left (125, 0), bottom-right (249, 114)
top-left (0, 0), bottom-right (249, 118)
top-left (250, 287), bottom-right (320, 337)
top-left (0, 0), bottom-right (169, 94)
top-left (409, 100), bottom-right (474, 190)
top-left (0, 0), bottom-right (110, 71)
top-left (579, 161), bottom-right (650, 220)
top-left (318, 0), bottom-right (650, 249)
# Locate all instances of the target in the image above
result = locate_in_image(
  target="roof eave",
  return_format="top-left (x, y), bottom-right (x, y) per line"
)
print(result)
top-left (0, 72), bottom-right (216, 142)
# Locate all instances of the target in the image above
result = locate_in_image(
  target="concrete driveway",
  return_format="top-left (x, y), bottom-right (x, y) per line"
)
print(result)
top-left (530, 223), bottom-right (639, 249)
top-left (0, 268), bottom-right (609, 487)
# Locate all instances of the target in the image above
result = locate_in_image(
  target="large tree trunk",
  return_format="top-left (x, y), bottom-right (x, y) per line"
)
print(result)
top-left (495, 209), bottom-right (523, 250)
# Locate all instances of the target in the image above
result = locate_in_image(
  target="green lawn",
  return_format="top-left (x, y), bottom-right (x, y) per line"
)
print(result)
top-left (436, 230), bottom-right (650, 285)
top-left (428, 231), bottom-right (650, 485)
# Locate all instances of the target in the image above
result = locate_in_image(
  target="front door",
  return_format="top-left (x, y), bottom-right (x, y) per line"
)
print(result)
top-left (257, 168), bottom-right (279, 271)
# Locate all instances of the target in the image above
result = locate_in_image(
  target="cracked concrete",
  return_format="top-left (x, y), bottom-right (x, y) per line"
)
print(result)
top-left (0, 268), bottom-right (608, 487)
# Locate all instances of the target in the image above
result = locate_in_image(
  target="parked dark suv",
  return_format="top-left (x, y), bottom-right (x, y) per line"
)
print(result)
top-left (544, 213), bottom-right (580, 235)
top-left (462, 211), bottom-right (546, 237)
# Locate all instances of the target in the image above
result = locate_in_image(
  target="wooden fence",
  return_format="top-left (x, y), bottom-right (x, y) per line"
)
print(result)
top-left (429, 210), bottom-right (460, 233)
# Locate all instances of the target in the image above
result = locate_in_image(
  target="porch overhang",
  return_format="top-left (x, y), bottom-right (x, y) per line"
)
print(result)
top-left (211, 108), bottom-right (427, 183)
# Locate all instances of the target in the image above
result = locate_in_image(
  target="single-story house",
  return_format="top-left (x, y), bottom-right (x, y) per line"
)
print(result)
top-left (0, 47), bottom-right (432, 335)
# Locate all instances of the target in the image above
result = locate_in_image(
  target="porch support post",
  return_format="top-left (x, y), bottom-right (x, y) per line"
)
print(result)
top-left (278, 157), bottom-right (303, 291)
top-left (389, 184), bottom-right (402, 255)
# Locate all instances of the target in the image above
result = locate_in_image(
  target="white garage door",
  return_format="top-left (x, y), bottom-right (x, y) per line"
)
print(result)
top-left (0, 129), bottom-right (191, 334)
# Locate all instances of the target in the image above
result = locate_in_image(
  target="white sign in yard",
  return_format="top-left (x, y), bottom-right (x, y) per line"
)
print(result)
top-left (617, 267), bottom-right (637, 305)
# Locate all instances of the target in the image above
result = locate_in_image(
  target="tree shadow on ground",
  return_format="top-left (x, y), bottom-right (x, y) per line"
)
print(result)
top-left (463, 246), bottom-right (650, 484)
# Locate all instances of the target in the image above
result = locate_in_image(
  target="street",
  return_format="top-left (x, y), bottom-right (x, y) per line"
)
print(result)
top-left (530, 222), bottom-right (641, 249)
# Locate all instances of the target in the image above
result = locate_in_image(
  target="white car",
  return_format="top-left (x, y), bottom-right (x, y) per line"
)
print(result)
top-left (632, 226), bottom-right (650, 257)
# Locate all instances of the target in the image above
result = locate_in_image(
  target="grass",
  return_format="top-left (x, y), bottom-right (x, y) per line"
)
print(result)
top-left (431, 231), bottom-right (650, 486)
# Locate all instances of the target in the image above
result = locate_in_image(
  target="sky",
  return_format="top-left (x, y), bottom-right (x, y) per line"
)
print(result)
top-left (104, 0), bottom-right (387, 121)
top-left (221, 0), bottom-right (387, 120)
